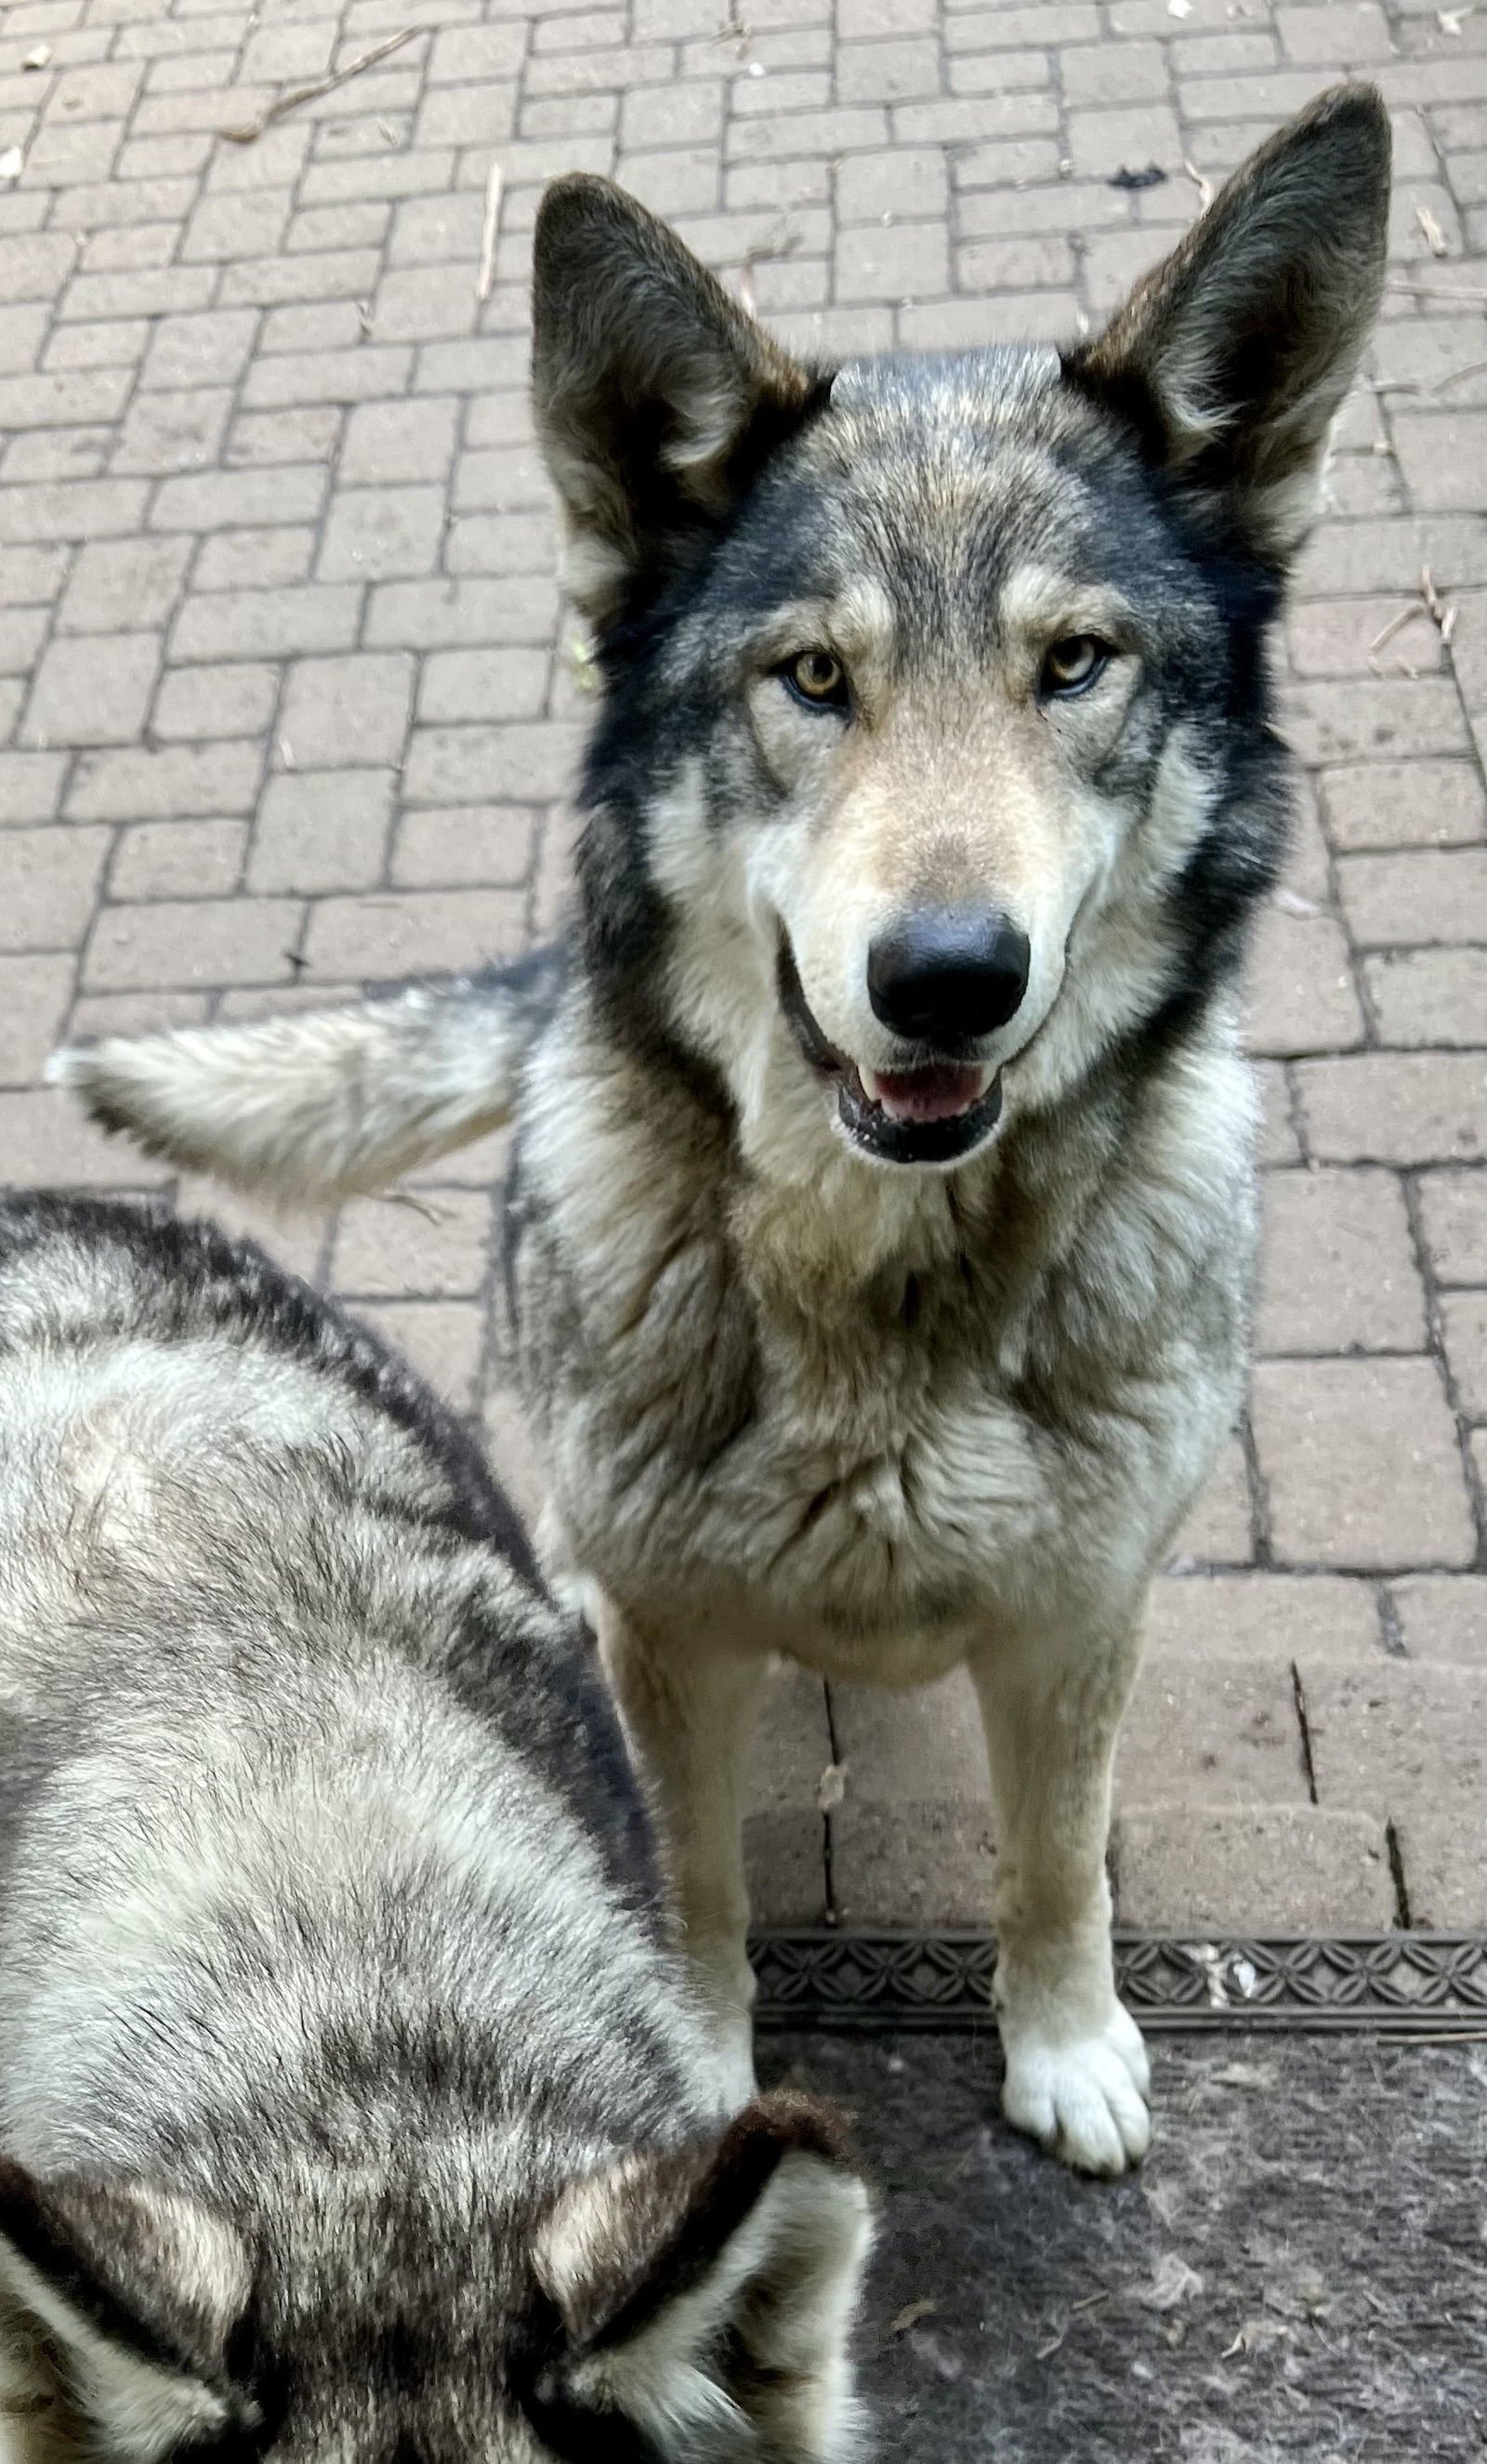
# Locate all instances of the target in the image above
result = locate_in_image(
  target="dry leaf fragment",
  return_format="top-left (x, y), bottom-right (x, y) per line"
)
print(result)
top-left (0, 148), bottom-right (23, 180)
top-left (888, 2299), bottom-right (938, 2339)
top-left (1138, 2253), bottom-right (1204, 2312)
top-left (22, 45), bottom-right (52, 68)
top-left (565, 632), bottom-right (599, 693)
top-left (1416, 204), bottom-right (1450, 257)
top-left (816, 1760), bottom-right (847, 1812)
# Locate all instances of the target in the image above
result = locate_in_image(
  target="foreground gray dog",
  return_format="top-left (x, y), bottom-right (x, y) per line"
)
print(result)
top-left (56, 87), bottom-right (1391, 2178)
top-left (0, 1193), bottom-right (869, 2464)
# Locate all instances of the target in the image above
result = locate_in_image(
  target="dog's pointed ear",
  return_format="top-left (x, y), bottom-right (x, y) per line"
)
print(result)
top-left (0, 2159), bottom-right (256, 2461)
top-left (530, 2091), bottom-right (871, 2458)
top-left (532, 175), bottom-right (831, 629)
top-left (1068, 83), bottom-right (1389, 559)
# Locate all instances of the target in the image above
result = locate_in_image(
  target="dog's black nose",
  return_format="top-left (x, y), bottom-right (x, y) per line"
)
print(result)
top-left (867, 909), bottom-right (1030, 1045)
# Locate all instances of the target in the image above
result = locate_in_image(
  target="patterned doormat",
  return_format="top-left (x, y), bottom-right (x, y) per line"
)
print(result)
top-left (751, 1931), bottom-right (1487, 2033)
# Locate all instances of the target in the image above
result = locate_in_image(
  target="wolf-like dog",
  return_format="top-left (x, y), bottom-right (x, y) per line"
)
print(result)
top-left (0, 1193), bottom-right (869, 2464)
top-left (55, 86), bottom-right (1391, 2180)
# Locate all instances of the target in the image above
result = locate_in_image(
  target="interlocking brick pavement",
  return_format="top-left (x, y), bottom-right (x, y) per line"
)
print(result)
top-left (1, 0), bottom-right (1483, 1939)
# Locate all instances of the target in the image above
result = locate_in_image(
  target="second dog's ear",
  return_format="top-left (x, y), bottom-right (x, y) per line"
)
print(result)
top-left (533, 175), bottom-right (830, 629)
top-left (1069, 83), bottom-right (1390, 560)
top-left (0, 2161), bottom-right (256, 2463)
top-left (530, 2091), bottom-right (871, 2459)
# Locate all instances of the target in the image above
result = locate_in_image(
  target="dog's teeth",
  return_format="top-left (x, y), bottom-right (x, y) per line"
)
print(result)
top-left (861, 1063), bottom-right (991, 1124)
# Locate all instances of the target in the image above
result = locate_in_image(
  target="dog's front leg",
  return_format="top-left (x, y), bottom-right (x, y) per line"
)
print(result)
top-left (596, 1595), bottom-right (767, 2109)
top-left (970, 1612), bottom-right (1149, 2176)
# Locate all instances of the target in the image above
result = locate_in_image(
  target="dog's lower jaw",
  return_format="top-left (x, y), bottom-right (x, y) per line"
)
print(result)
top-left (995, 1958), bottom-right (1151, 2177)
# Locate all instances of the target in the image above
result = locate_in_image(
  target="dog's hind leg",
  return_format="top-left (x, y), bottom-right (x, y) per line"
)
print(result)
top-left (970, 1609), bottom-right (1150, 2177)
top-left (596, 1594), bottom-right (767, 2112)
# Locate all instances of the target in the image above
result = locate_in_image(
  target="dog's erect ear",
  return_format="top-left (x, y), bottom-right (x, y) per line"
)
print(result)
top-left (531, 2091), bottom-right (871, 2460)
top-left (1069, 83), bottom-right (1389, 559)
top-left (0, 2160), bottom-right (255, 2462)
top-left (533, 175), bottom-right (830, 628)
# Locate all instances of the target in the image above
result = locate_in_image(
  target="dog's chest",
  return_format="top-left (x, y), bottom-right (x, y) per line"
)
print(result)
top-left (510, 1185), bottom-right (1198, 1643)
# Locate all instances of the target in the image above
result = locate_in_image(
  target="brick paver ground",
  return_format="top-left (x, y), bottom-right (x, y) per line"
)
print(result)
top-left (1, 0), bottom-right (1483, 1937)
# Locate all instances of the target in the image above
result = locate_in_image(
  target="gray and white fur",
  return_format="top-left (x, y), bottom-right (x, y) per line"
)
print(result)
top-left (0, 1193), bottom-right (869, 2464)
top-left (55, 88), bottom-right (1392, 2180)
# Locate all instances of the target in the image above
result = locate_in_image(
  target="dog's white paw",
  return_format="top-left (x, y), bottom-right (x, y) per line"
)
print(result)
top-left (1000, 2000), bottom-right (1151, 2176)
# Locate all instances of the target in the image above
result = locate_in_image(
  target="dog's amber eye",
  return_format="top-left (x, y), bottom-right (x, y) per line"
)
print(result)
top-left (783, 650), bottom-right (849, 710)
top-left (1041, 636), bottom-right (1107, 696)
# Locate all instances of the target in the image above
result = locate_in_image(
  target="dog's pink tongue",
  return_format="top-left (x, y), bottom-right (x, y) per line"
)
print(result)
top-left (862, 1062), bottom-right (987, 1123)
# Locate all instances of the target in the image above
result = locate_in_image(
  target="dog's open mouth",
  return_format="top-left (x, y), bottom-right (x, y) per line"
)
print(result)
top-left (777, 938), bottom-right (1003, 1166)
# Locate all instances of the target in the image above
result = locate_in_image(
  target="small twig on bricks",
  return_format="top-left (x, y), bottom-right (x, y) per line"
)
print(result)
top-left (1181, 157), bottom-right (1213, 209)
top-left (476, 162), bottom-right (503, 304)
top-left (1388, 279), bottom-right (1487, 304)
top-left (1415, 203), bottom-right (1451, 257)
top-left (220, 26), bottom-right (416, 143)
top-left (1369, 602), bottom-right (1426, 655)
top-left (1435, 356), bottom-right (1487, 392)
top-left (1421, 562), bottom-right (1459, 647)
top-left (1377, 2027), bottom-right (1487, 2044)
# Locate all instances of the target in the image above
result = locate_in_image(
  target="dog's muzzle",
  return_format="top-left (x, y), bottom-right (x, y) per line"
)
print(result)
top-left (776, 935), bottom-right (1005, 1167)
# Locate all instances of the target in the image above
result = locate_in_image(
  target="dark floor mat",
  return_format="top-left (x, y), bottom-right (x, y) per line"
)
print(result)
top-left (760, 2032), bottom-right (1487, 2461)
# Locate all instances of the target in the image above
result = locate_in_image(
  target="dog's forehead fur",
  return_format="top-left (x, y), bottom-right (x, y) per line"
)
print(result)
top-left (665, 347), bottom-right (1206, 694)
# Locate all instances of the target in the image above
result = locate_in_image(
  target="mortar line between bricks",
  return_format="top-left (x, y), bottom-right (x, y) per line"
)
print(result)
top-left (1368, 319), bottom-right (1487, 824)
top-left (821, 1677), bottom-right (842, 1929)
top-left (1280, 1058), bottom-right (1310, 1166)
top-left (1238, 1403), bottom-right (1270, 1572)
top-left (1400, 1166), bottom-right (1487, 1575)
top-left (1300, 476), bottom-right (1483, 1586)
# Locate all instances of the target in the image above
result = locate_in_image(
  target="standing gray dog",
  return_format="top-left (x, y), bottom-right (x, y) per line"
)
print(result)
top-left (56, 87), bottom-right (1391, 2179)
top-left (0, 1194), bottom-right (869, 2464)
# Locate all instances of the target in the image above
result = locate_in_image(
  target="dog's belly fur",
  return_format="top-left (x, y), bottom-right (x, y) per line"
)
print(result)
top-left (506, 999), bottom-right (1253, 1667)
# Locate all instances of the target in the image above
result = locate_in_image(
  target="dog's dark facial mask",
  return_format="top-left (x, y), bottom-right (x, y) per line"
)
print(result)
top-left (532, 89), bottom-right (1389, 1176)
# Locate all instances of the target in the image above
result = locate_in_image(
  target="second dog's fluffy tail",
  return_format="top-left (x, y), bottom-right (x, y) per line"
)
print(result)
top-left (48, 948), bottom-right (563, 1206)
